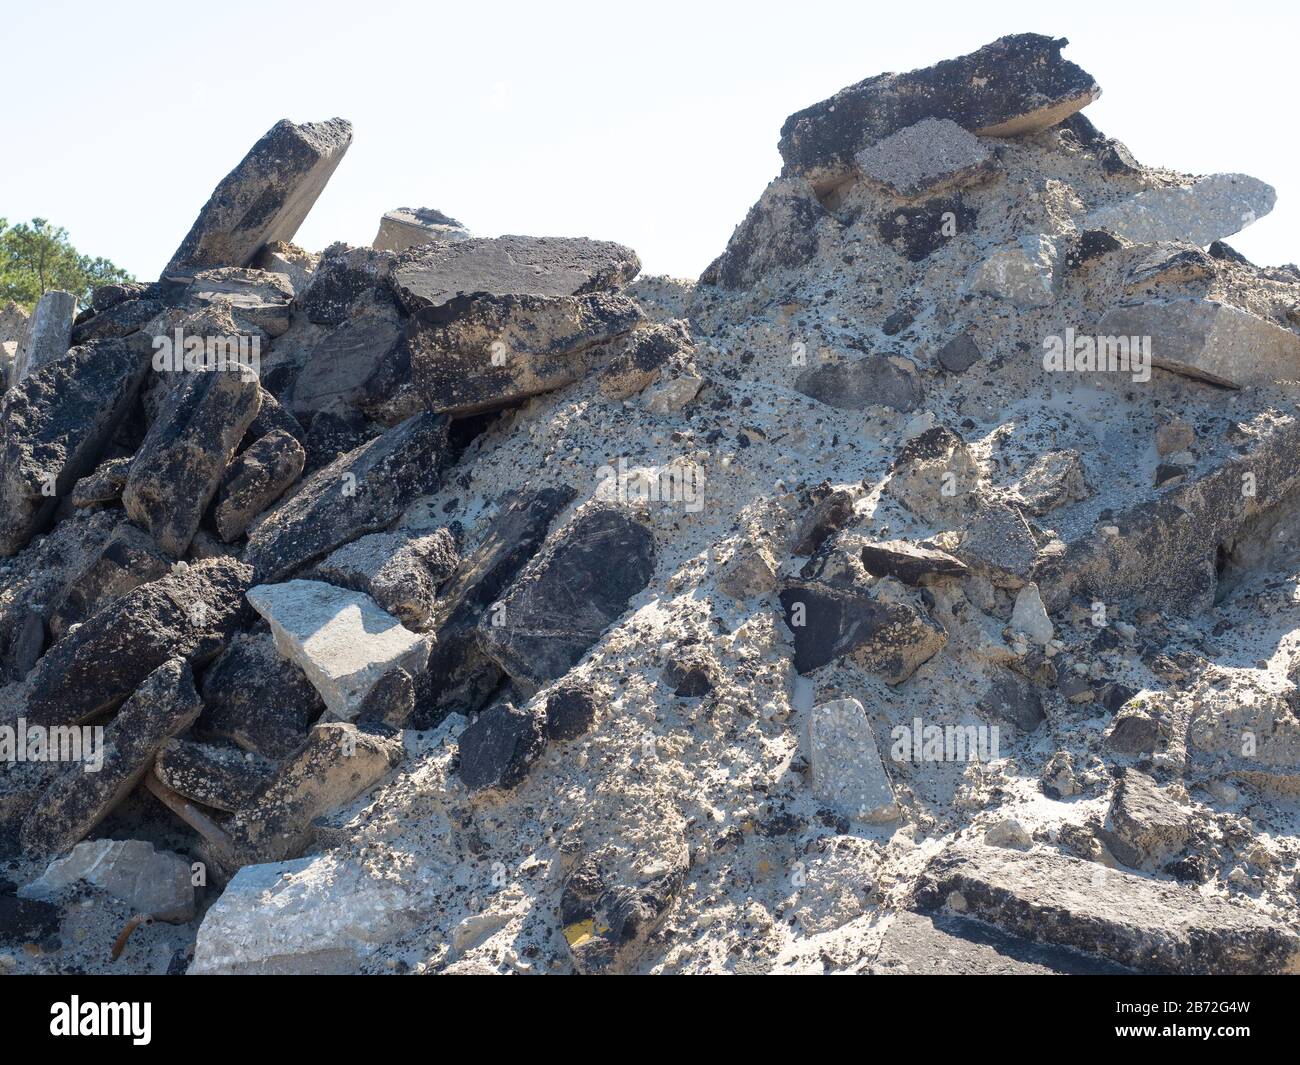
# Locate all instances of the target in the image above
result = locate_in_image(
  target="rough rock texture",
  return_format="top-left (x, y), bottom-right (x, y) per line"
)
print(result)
top-left (478, 504), bottom-right (656, 694)
top-left (778, 33), bottom-right (1099, 193)
top-left (390, 235), bottom-right (640, 314)
top-left (123, 365), bottom-right (262, 555)
top-left (315, 528), bottom-right (457, 629)
top-left (0, 338), bottom-right (148, 555)
top-left (21, 659), bottom-right (204, 858)
top-left (247, 580), bottom-right (433, 720)
top-left (163, 117), bottom-right (353, 281)
top-left (372, 206), bottom-right (469, 252)
top-left (806, 698), bottom-right (899, 822)
top-left (19, 839), bottom-right (194, 922)
top-left (12, 289), bottom-right (75, 382)
top-left (915, 843), bottom-right (1300, 975)
top-left (21, 557), bottom-right (248, 730)
top-left (243, 412), bottom-right (446, 581)
top-left (213, 428), bottom-right (305, 542)
top-left (409, 293), bottom-right (643, 416)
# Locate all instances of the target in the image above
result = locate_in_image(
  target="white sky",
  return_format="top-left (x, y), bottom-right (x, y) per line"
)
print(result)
top-left (4, 0), bottom-right (1297, 281)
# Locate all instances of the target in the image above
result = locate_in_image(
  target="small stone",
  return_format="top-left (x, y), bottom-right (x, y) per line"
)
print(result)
top-left (1010, 583), bottom-right (1054, 644)
top-left (19, 839), bottom-right (194, 922)
top-left (154, 738), bottom-right (274, 812)
top-left (544, 683), bottom-right (598, 741)
top-left (853, 118), bottom-right (994, 198)
top-left (806, 698), bottom-right (899, 822)
top-left (984, 817), bottom-right (1032, 850)
top-left (936, 334), bottom-right (981, 374)
top-left (246, 580), bottom-right (433, 721)
top-left (457, 703), bottom-right (546, 793)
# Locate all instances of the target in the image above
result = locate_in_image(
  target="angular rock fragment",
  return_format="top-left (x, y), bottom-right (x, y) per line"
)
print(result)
top-left (123, 365), bottom-right (262, 556)
top-left (457, 702), bottom-right (546, 792)
top-left (153, 738), bottom-right (273, 812)
top-left (871, 910), bottom-right (1130, 975)
top-left (1099, 299), bottom-right (1300, 388)
top-left (25, 556), bottom-right (249, 728)
top-left (416, 486), bottom-right (576, 722)
top-left (560, 850), bottom-right (684, 975)
top-left (853, 118), bottom-right (995, 198)
top-left (915, 842), bottom-right (1300, 974)
top-left (0, 338), bottom-right (149, 556)
top-left (253, 240), bottom-right (317, 294)
top-left (46, 521), bottom-right (172, 641)
top-left (19, 839), bottom-right (195, 922)
top-left (213, 429), bottom-right (305, 542)
top-left (967, 234), bottom-right (1060, 307)
top-left (1013, 448), bottom-right (1090, 515)
top-left (21, 658), bottom-right (204, 857)
top-left (597, 321), bottom-right (693, 400)
top-left (716, 540), bottom-right (779, 601)
top-left (163, 117), bottom-right (353, 281)
top-left (246, 580), bottom-right (433, 720)
top-left (859, 539), bottom-right (968, 583)
top-left (779, 578), bottom-right (946, 683)
top-left (243, 412), bottom-right (446, 582)
top-left (806, 697), bottom-right (899, 822)
top-left (792, 487), bottom-right (855, 555)
top-left (779, 33), bottom-right (1099, 193)
top-left (12, 289), bottom-right (76, 382)
top-left (299, 243), bottom-right (397, 327)
top-left (1085, 173), bottom-right (1275, 247)
top-left (316, 528), bottom-right (457, 629)
top-left (1100, 768), bottom-right (1191, 870)
top-left (372, 206), bottom-right (469, 252)
top-left (884, 426), bottom-right (981, 525)
top-left (698, 178), bottom-right (827, 289)
top-left (69, 454), bottom-right (132, 507)
top-left (409, 293), bottom-right (643, 416)
top-left (478, 504), bottom-right (656, 694)
top-left (183, 268), bottom-right (293, 337)
top-left (198, 632), bottom-right (324, 759)
top-left (0, 509), bottom-right (118, 680)
top-left (290, 301), bottom-right (403, 418)
top-left (189, 852), bottom-right (419, 974)
top-left (660, 647), bottom-right (720, 697)
top-left (1105, 700), bottom-right (1167, 754)
top-left (955, 501), bottom-right (1037, 583)
top-left (544, 682), bottom-right (598, 741)
top-left (213, 721), bottom-right (402, 868)
top-left (977, 672), bottom-right (1045, 733)
top-left (1009, 582), bottom-right (1053, 644)
top-left (794, 354), bottom-right (922, 412)
top-left (389, 235), bottom-right (640, 315)
top-left (353, 666), bottom-right (415, 728)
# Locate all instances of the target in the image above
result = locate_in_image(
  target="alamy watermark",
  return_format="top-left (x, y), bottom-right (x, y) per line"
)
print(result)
top-left (1042, 327), bottom-right (1150, 383)
top-left (889, 717), bottom-right (1000, 763)
top-left (152, 327), bottom-right (261, 375)
top-left (596, 457), bottom-right (704, 513)
top-left (0, 717), bottom-right (104, 772)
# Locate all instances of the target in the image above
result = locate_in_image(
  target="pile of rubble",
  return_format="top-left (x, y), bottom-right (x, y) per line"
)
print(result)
top-left (4, 32), bottom-right (1300, 976)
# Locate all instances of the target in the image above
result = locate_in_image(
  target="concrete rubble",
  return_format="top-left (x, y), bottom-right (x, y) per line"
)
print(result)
top-left (4, 33), bottom-right (1300, 979)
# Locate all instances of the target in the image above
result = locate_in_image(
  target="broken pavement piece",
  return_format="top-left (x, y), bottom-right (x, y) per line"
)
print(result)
top-left (914, 842), bottom-right (1299, 974)
top-left (123, 364), bottom-right (262, 556)
top-left (0, 337), bottom-right (149, 556)
top-left (1085, 173), bottom-right (1275, 247)
top-left (24, 556), bottom-right (251, 727)
top-left (457, 702), bottom-right (546, 792)
top-left (154, 737), bottom-right (274, 813)
top-left (853, 118), bottom-right (995, 199)
top-left (21, 658), bottom-right (204, 858)
top-left (409, 292), bottom-right (643, 417)
top-left (805, 697), bottom-right (900, 822)
top-left (243, 411), bottom-right (447, 582)
top-left (246, 579), bottom-right (433, 721)
top-left (199, 631), bottom-right (325, 759)
top-left (478, 504), bottom-right (656, 695)
top-left (779, 33), bottom-right (1099, 194)
top-left (213, 428), bottom-right (306, 542)
top-left (19, 839), bottom-right (195, 922)
top-left (372, 206), bottom-right (469, 252)
top-left (389, 235), bottom-right (640, 315)
top-left (163, 118), bottom-right (354, 281)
